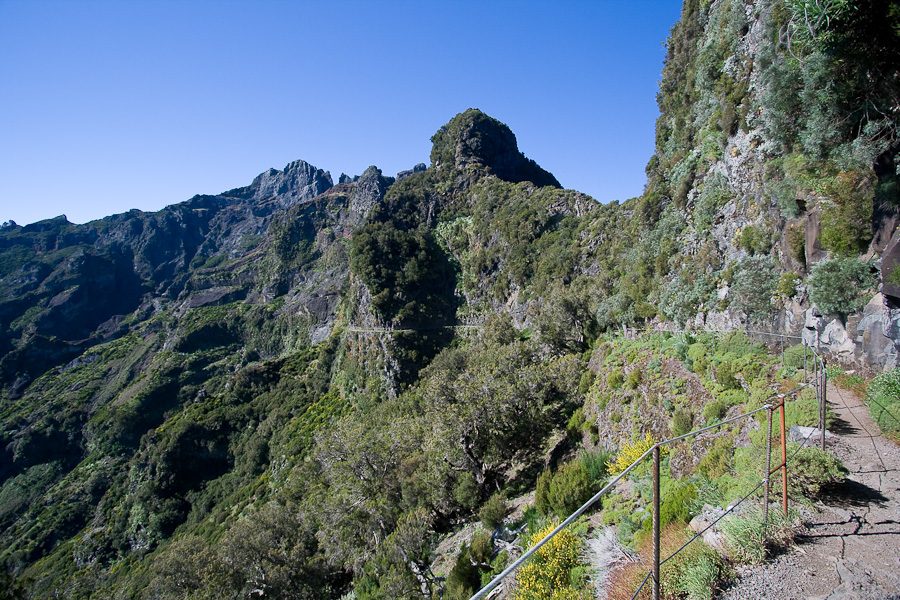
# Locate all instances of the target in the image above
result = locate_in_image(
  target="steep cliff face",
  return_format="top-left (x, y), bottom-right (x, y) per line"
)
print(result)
top-left (637, 0), bottom-right (900, 369)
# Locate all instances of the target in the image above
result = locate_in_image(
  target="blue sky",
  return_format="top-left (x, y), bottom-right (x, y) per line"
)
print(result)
top-left (0, 0), bottom-right (683, 226)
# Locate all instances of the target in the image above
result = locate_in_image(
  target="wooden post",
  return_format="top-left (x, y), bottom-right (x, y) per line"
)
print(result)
top-left (780, 400), bottom-right (788, 516)
top-left (653, 445), bottom-right (660, 600)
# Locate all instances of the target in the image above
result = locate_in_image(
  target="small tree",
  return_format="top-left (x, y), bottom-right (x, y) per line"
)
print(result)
top-left (807, 258), bottom-right (876, 319)
top-left (729, 256), bottom-right (779, 321)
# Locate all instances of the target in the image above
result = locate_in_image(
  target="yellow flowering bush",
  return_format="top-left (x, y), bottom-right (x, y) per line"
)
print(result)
top-left (606, 432), bottom-right (665, 476)
top-left (512, 522), bottom-right (591, 600)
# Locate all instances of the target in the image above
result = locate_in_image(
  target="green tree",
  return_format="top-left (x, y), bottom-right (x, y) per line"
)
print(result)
top-left (730, 256), bottom-right (779, 321)
top-left (808, 257), bottom-right (876, 319)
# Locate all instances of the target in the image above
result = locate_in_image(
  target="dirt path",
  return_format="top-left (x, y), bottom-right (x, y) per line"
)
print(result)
top-left (719, 381), bottom-right (900, 600)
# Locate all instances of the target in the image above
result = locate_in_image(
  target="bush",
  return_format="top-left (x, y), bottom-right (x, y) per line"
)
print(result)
top-left (819, 170), bottom-right (875, 256)
top-left (785, 389), bottom-right (834, 429)
top-left (479, 492), bottom-right (510, 531)
top-left (729, 256), bottom-right (779, 321)
top-left (607, 369), bottom-right (624, 390)
top-left (626, 369), bottom-right (642, 389)
top-left (687, 343), bottom-right (708, 374)
top-left (566, 408), bottom-right (586, 442)
top-left (702, 399), bottom-right (729, 422)
top-left (607, 524), bottom-right (727, 600)
top-left (783, 344), bottom-right (815, 369)
top-left (513, 522), bottom-right (591, 600)
top-left (535, 470), bottom-right (552, 516)
top-left (785, 223), bottom-right (806, 263)
top-left (776, 272), bottom-right (800, 299)
top-left (546, 461), bottom-right (594, 519)
top-left (720, 507), bottom-right (797, 564)
top-left (807, 258), bottom-right (877, 318)
top-left (445, 545), bottom-right (482, 600)
top-left (697, 436), bottom-right (734, 479)
top-left (606, 433), bottom-right (662, 476)
top-left (737, 225), bottom-right (772, 255)
top-left (660, 482), bottom-right (697, 527)
top-left (789, 446), bottom-right (846, 497)
top-left (866, 368), bottom-right (900, 437)
top-left (579, 448), bottom-right (612, 487)
top-left (672, 408), bottom-right (693, 437)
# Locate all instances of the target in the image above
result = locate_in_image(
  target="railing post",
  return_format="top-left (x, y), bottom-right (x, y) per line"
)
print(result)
top-left (653, 444), bottom-right (661, 600)
top-left (803, 341), bottom-right (807, 380)
top-left (780, 398), bottom-right (788, 516)
top-left (764, 406), bottom-right (773, 526)
top-left (821, 357), bottom-right (827, 452)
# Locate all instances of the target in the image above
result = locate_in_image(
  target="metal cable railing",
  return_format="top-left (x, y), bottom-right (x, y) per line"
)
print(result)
top-left (468, 327), bottom-right (831, 600)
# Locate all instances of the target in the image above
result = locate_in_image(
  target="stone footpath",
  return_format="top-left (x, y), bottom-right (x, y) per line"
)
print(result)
top-left (719, 382), bottom-right (900, 600)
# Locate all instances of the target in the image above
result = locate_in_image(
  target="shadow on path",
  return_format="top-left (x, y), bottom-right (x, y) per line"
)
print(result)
top-left (818, 478), bottom-right (890, 508)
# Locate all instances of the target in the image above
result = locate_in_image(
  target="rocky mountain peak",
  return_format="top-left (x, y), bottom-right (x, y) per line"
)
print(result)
top-left (429, 108), bottom-right (560, 188)
top-left (246, 159), bottom-right (333, 207)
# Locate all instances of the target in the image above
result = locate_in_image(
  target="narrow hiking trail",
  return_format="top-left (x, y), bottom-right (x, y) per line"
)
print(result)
top-left (720, 381), bottom-right (900, 600)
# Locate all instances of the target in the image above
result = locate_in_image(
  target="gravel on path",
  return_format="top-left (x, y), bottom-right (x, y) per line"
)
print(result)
top-left (719, 381), bottom-right (900, 600)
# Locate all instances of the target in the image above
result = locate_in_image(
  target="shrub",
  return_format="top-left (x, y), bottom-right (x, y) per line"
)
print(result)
top-left (606, 433), bottom-right (663, 476)
top-left (577, 370), bottom-right (595, 395)
top-left (579, 448), bottom-right (612, 487)
top-left (480, 492), bottom-right (510, 531)
top-left (819, 170), bottom-right (875, 256)
top-left (776, 272), bottom-right (800, 299)
top-left (512, 522), bottom-right (590, 600)
top-left (697, 436), bottom-right (734, 479)
top-left (720, 507), bottom-right (797, 564)
top-left (672, 408), bottom-right (693, 437)
top-left (737, 225), bottom-right (772, 255)
top-left (729, 256), bottom-right (779, 321)
top-left (785, 223), bottom-right (806, 264)
top-left (783, 344), bottom-right (815, 369)
top-left (807, 258), bottom-right (877, 318)
top-left (445, 545), bottom-right (482, 599)
top-left (660, 482), bottom-right (697, 527)
top-left (535, 470), bottom-right (552, 516)
top-left (626, 369), bottom-right (643, 389)
top-left (606, 524), bottom-right (726, 600)
top-left (785, 389), bottom-right (834, 428)
top-left (702, 399), bottom-right (729, 422)
top-left (789, 446), bottom-right (846, 497)
top-left (687, 342), bottom-right (708, 374)
top-left (566, 408), bottom-right (586, 442)
top-left (866, 368), bottom-right (900, 437)
top-left (546, 461), bottom-right (594, 519)
top-left (607, 369), bottom-right (625, 390)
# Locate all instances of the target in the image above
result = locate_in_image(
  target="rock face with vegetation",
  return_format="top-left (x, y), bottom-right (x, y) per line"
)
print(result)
top-left (1, 0), bottom-right (899, 598)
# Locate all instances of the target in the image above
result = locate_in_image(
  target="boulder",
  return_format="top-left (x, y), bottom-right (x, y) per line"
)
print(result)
top-left (803, 306), bottom-right (825, 348)
top-left (789, 425), bottom-right (834, 445)
top-left (821, 319), bottom-right (856, 360)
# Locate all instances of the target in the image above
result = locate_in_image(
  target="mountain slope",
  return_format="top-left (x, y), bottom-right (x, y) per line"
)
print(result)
top-left (1, 1), bottom-right (900, 596)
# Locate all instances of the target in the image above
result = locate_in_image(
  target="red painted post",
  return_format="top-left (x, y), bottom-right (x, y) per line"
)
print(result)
top-left (780, 400), bottom-right (788, 516)
top-left (764, 406), bottom-right (773, 526)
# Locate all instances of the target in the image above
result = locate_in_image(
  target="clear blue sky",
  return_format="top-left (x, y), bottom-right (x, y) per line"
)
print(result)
top-left (0, 0), bottom-right (683, 226)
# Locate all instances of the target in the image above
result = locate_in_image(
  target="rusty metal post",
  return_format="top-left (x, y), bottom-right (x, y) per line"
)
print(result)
top-left (780, 399), bottom-right (788, 516)
top-left (822, 359), bottom-right (827, 452)
top-left (803, 341), bottom-right (807, 380)
top-left (764, 406), bottom-right (773, 526)
top-left (653, 445), bottom-right (661, 600)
